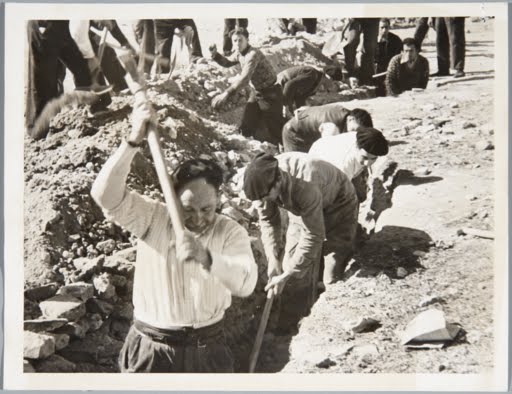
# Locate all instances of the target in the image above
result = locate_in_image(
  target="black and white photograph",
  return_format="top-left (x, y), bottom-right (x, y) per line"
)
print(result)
top-left (4, 2), bottom-right (509, 391)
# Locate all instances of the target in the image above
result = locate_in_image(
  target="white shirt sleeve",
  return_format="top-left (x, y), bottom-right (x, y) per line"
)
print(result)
top-left (69, 20), bottom-right (95, 59)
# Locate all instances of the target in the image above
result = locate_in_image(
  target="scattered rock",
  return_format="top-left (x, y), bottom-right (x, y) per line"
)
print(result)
top-left (93, 273), bottom-right (117, 300)
top-left (465, 194), bottom-right (478, 201)
top-left (113, 303), bottom-right (134, 321)
top-left (47, 333), bottom-right (70, 351)
top-left (86, 298), bottom-right (114, 317)
top-left (463, 121), bottom-right (476, 129)
top-left (34, 354), bottom-right (76, 372)
top-left (347, 317), bottom-right (381, 334)
top-left (96, 239), bottom-right (117, 255)
top-left (57, 282), bottom-right (94, 301)
top-left (475, 140), bottom-right (494, 151)
top-left (72, 256), bottom-right (104, 278)
top-left (24, 331), bottom-right (55, 359)
top-left (396, 267), bottom-right (408, 278)
top-left (466, 330), bottom-right (482, 344)
top-left (401, 309), bottom-right (461, 348)
top-left (418, 295), bottom-right (445, 307)
top-left (415, 167), bottom-right (431, 176)
top-left (421, 104), bottom-right (437, 112)
top-left (83, 313), bottom-right (103, 332)
top-left (39, 295), bottom-right (86, 321)
top-left (316, 357), bottom-right (336, 369)
top-left (24, 318), bottom-right (68, 333)
top-left (24, 359), bottom-right (36, 372)
top-left (449, 102), bottom-right (459, 108)
top-left (54, 321), bottom-right (88, 339)
top-left (24, 283), bottom-right (59, 302)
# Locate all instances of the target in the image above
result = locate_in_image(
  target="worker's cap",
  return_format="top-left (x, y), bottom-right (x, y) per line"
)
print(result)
top-left (356, 127), bottom-right (389, 156)
top-left (243, 152), bottom-right (279, 200)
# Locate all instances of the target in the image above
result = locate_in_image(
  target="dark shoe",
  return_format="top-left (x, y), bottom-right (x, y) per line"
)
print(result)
top-left (430, 71), bottom-right (450, 77)
top-left (453, 70), bottom-right (466, 78)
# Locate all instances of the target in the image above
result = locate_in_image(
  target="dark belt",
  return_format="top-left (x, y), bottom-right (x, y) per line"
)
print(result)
top-left (134, 319), bottom-right (224, 346)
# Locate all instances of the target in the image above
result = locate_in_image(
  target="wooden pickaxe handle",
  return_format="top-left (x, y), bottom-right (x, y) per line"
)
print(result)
top-left (248, 292), bottom-right (275, 373)
top-left (116, 50), bottom-right (185, 239)
top-left (97, 26), bottom-right (109, 65)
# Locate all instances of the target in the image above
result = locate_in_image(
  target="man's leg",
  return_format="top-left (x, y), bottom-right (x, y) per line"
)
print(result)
top-left (322, 192), bottom-right (359, 284)
top-left (258, 87), bottom-right (285, 146)
top-left (302, 18), bottom-right (317, 34)
top-left (133, 20), bottom-right (156, 74)
top-left (446, 17), bottom-right (465, 73)
top-left (343, 19), bottom-right (361, 78)
top-left (154, 19), bottom-right (175, 74)
top-left (89, 31), bottom-right (128, 92)
top-left (413, 17), bottom-right (430, 51)
top-left (239, 92), bottom-right (262, 139)
top-left (189, 325), bottom-right (234, 372)
top-left (182, 19), bottom-right (203, 60)
top-left (435, 17), bottom-right (450, 75)
top-left (223, 19), bottom-right (236, 55)
top-left (359, 18), bottom-right (379, 85)
top-left (119, 324), bottom-right (183, 372)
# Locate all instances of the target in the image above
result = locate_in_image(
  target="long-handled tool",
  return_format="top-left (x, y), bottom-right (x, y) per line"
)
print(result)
top-left (116, 50), bottom-right (185, 238)
top-left (248, 292), bottom-right (275, 373)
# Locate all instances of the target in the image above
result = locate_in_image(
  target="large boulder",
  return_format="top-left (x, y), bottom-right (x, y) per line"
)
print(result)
top-left (24, 331), bottom-right (55, 359)
top-left (39, 295), bottom-right (86, 321)
top-left (24, 318), bottom-right (68, 333)
top-left (57, 282), bottom-right (94, 301)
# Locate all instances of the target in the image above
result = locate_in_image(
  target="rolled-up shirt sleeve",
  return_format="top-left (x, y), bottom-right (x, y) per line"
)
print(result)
top-left (257, 200), bottom-right (283, 269)
top-left (210, 222), bottom-right (257, 297)
top-left (284, 184), bottom-right (325, 275)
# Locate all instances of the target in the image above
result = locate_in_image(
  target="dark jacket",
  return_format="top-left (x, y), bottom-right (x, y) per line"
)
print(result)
top-left (385, 54), bottom-right (430, 96)
top-left (282, 103), bottom-right (351, 152)
top-left (376, 31), bottom-right (403, 73)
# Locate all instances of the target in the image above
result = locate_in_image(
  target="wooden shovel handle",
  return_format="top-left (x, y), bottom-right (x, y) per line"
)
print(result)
top-left (248, 292), bottom-right (275, 373)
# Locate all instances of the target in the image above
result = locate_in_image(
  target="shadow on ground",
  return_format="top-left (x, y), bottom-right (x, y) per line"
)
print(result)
top-left (348, 225), bottom-right (433, 279)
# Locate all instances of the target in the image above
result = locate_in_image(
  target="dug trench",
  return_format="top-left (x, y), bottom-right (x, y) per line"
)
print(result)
top-left (24, 19), bottom-right (495, 374)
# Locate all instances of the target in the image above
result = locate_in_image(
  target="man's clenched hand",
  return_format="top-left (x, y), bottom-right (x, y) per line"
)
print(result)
top-left (128, 93), bottom-right (157, 146)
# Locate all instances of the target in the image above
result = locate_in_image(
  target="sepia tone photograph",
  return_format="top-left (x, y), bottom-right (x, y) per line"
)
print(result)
top-left (3, 2), bottom-right (508, 391)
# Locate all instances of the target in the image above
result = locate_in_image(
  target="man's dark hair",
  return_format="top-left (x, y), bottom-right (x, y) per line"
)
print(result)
top-left (380, 18), bottom-right (391, 26)
top-left (230, 27), bottom-right (249, 39)
top-left (349, 108), bottom-right (373, 128)
top-left (172, 159), bottom-right (224, 193)
top-left (402, 37), bottom-right (419, 51)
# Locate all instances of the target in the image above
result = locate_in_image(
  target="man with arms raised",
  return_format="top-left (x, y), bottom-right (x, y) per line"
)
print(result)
top-left (91, 88), bottom-right (257, 373)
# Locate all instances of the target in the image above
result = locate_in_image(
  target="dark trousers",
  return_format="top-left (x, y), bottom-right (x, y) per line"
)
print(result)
top-left (89, 31), bottom-right (127, 92)
top-left (26, 20), bottom-right (92, 131)
top-left (435, 17), bottom-right (465, 73)
top-left (119, 319), bottom-right (234, 373)
top-left (133, 20), bottom-right (156, 74)
top-left (281, 69), bottom-right (322, 114)
top-left (223, 19), bottom-right (248, 55)
top-left (414, 17), bottom-right (430, 51)
top-left (343, 18), bottom-right (380, 85)
top-left (154, 19), bottom-right (203, 73)
top-left (302, 18), bottom-right (317, 34)
top-left (282, 124), bottom-right (319, 153)
top-left (240, 85), bottom-right (284, 146)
